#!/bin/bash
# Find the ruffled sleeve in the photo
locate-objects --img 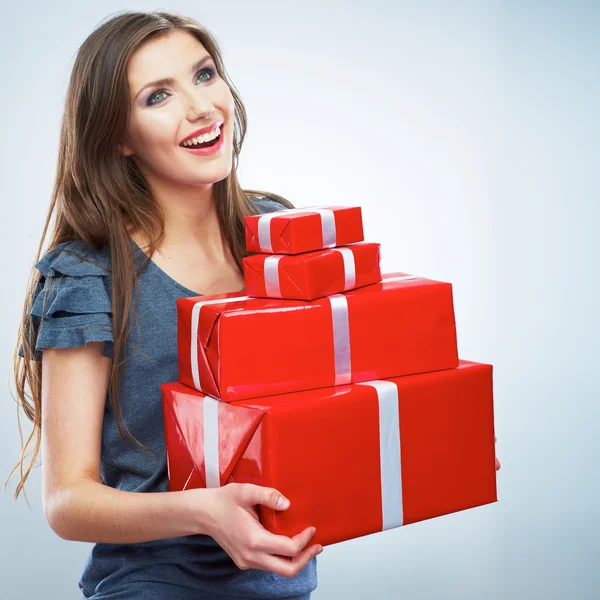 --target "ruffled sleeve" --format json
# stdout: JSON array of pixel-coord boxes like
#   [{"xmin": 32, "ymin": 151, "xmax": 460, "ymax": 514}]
[{"xmin": 18, "ymin": 240, "xmax": 114, "ymax": 362}]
